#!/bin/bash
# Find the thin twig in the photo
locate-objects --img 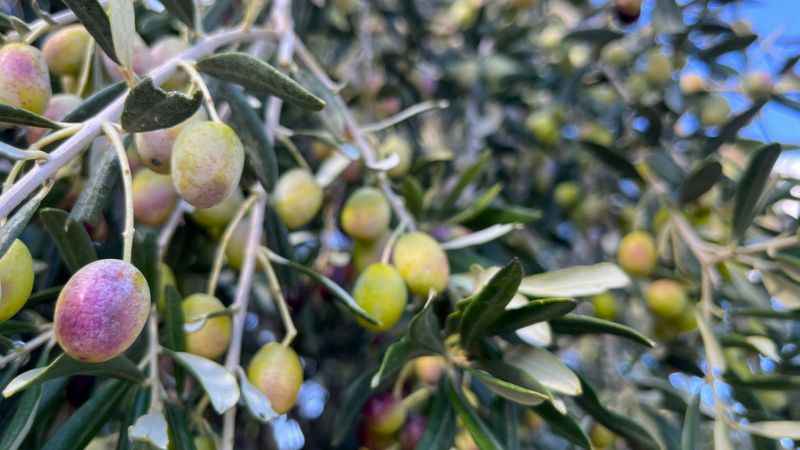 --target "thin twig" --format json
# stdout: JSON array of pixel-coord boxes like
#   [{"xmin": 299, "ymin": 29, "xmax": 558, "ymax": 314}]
[
  {"xmin": 101, "ymin": 122, "xmax": 134, "ymax": 263},
  {"xmin": 257, "ymin": 248, "xmax": 297, "ymax": 346},
  {"xmin": 0, "ymin": 329, "xmax": 53, "ymax": 369},
  {"xmin": 207, "ymin": 192, "xmax": 260, "ymax": 295},
  {"xmin": 221, "ymin": 188, "xmax": 267, "ymax": 450},
  {"xmin": 158, "ymin": 201, "xmax": 190, "ymax": 259},
  {"xmin": 361, "ymin": 100, "xmax": 450, "ymax": 133},
  {"xmin": 179, "ymin": 61, "xmax": 222, "ymax": 123},
  {"xmin": 147, "ymin": 308, "xmax": 163, "ymax": 412}
]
